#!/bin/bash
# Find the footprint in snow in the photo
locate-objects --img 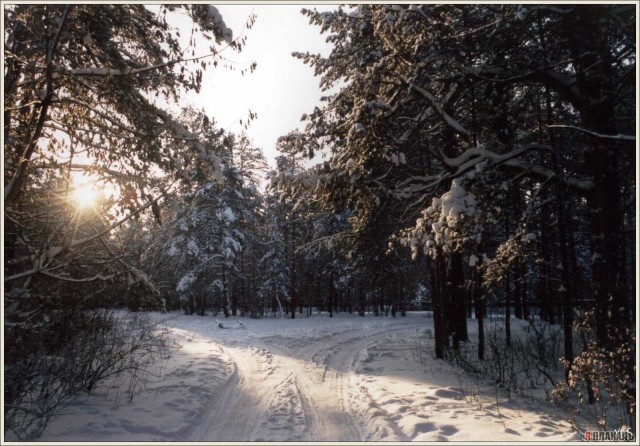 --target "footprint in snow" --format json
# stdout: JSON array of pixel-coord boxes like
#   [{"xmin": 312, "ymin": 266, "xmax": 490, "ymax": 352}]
[{"xmin": 439, "ymin": 425, "xmax": 459, "ymax": 436}]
